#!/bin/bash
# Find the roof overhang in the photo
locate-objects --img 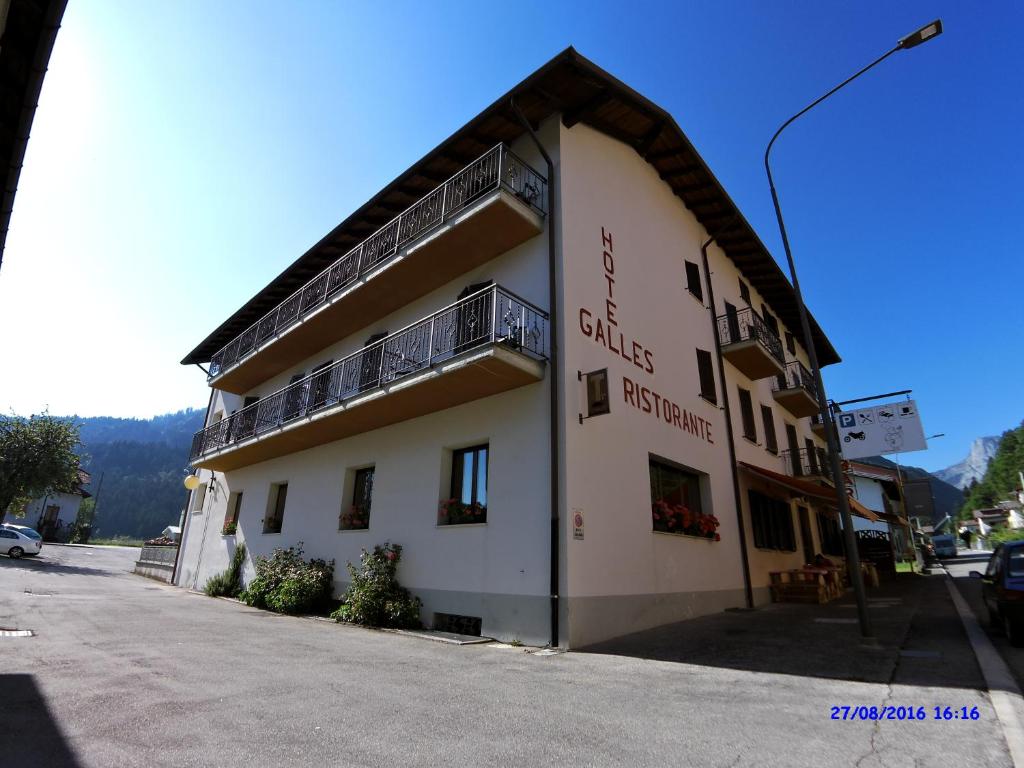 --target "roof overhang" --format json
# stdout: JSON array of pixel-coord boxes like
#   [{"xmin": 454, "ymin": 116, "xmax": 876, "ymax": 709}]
[
  {"xmin": 0, "ymin": 0, "xmax": 68, "ymax": 271},
  {"xmin": 739, "ymin": 462, "xmax": 878, "ymax": 522},
  {"xmin": 182, "ymin": 48, "xmax": 840, "ymax": 368}
]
